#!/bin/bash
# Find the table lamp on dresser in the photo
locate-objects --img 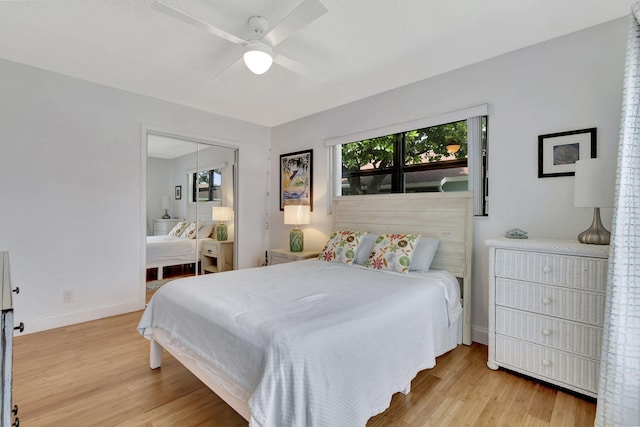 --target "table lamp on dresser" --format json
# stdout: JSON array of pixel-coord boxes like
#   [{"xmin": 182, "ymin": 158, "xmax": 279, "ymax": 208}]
[
  {"xmin": 574, "ymin": 157, "xmax": 616, "ymax": 244},
  {"xmin": 284, "ymin": 205, "xmax": 310, "ymax": 252},
  {"xmin": 161, "ymin": 196, "xmax": 171, "ymax": 219}
]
